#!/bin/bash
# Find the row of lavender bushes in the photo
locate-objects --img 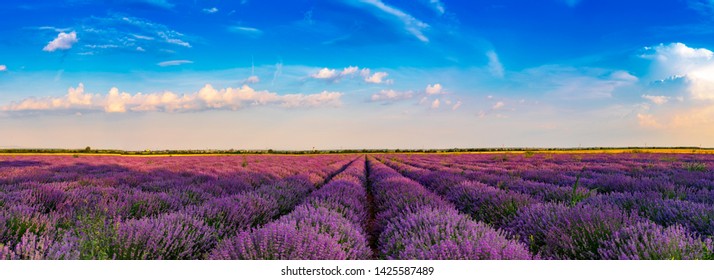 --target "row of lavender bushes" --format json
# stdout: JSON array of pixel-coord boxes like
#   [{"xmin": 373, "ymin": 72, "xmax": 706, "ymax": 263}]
[
  {"xmin": 367, "ymin": 157, "xmax": 534, "ymax": 259},
  {"xmin": 209, "ymin": 157, "xmax": 371, "ymax": 259},
  {"xmin": 378, "ymin": 154, "xmax": 714, "ymax": 259},
  {"xmin": 0, "ymin": 155, "xmax": 356, "ymax": 259}
]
